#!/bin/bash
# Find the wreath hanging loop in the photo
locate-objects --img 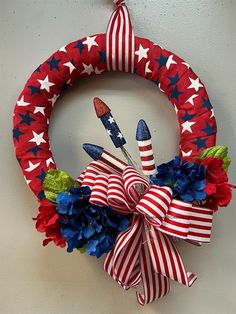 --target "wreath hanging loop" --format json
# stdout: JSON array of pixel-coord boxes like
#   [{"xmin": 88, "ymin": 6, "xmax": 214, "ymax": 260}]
[{"xmin": 113, "ymin": 0, "xmax": 125, "ymax": 6}]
